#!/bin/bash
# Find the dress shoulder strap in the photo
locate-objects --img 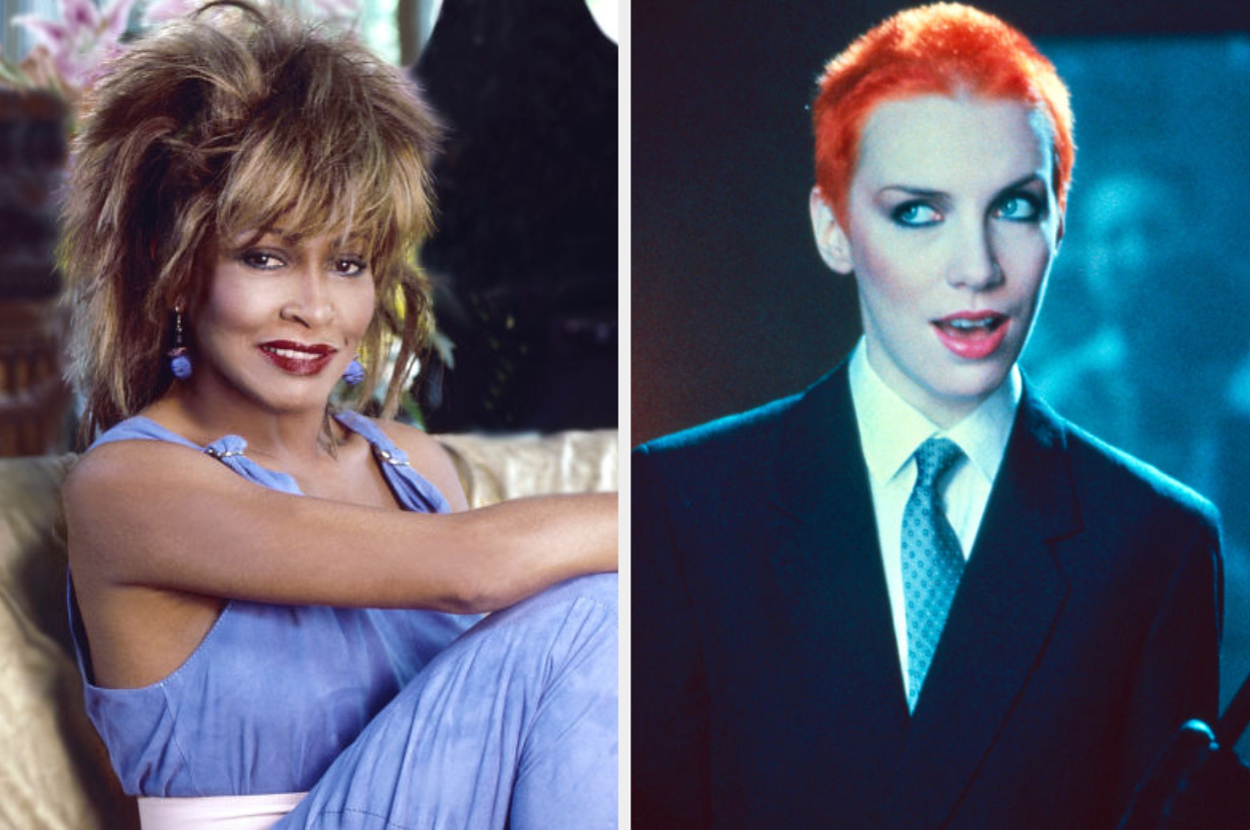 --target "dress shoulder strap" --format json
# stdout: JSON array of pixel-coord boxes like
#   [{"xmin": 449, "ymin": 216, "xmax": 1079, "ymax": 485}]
[
  {"xmin": 88, "ymin": 417, "xmax": 303, "ymax": 494},
  {"xmin": 333, "ymin": 411, "xmax": 453, "ymax": 514},
  {"xmin": 90, "ymin": 416, "xmax": 205, "ymax": 452},
  {"xmin": 87, "ymin": 414, "xmax": 448, "ymax": 509},
  {"xmin": 333, "ymin": 410, "xmax": 400, "ymax": 453}
]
